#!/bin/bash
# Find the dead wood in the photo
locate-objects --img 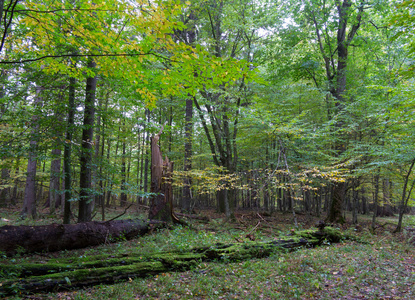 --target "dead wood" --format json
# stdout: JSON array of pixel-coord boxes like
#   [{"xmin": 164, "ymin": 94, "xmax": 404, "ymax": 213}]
[
  {"xmin": 0, "ymin": 219, "xmax": 166, "ymax": 256},
  {"xmin": 0, "ymin": 227, "xmax": 345, "ymax": 297}
]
